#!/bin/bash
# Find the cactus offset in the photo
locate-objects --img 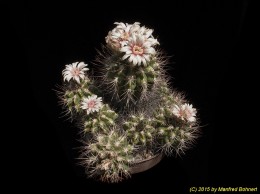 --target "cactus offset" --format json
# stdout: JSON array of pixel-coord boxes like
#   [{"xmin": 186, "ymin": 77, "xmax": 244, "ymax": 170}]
[
  {"xmin": 80, "ymin": 130, "xmax": 134, "ymax": 183},
  {"xmin": 123, "ymin": 113, "xmax": 155, "ymax": 146}
]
